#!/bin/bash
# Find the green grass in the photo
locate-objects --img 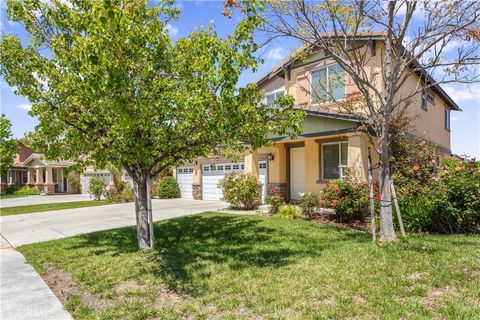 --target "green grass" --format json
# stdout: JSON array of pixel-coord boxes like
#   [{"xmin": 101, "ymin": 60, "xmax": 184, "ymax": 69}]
[
  {"xmin": 0, "ymin": 200, "xmax": 110, "ymax": 216},
  {"xmin": 0, "ymin": 194, "xmax": 35, "ymax": 199},
  {"xmin": 19, "ymin": 213, "xmax": 480, "ymax": 320}
]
